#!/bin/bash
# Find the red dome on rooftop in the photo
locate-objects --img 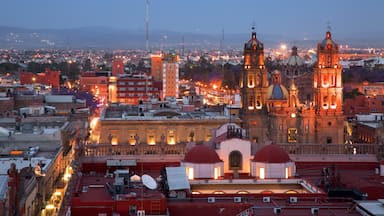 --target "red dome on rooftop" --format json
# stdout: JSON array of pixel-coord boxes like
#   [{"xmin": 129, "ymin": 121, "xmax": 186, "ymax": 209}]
[
  {"xmin": 184, "ymin": 145, "xmax": 222, "ymax": 164},
  {"xmin": 253, "ymin": 144, "xmax": 291, "ymax": 163}
]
